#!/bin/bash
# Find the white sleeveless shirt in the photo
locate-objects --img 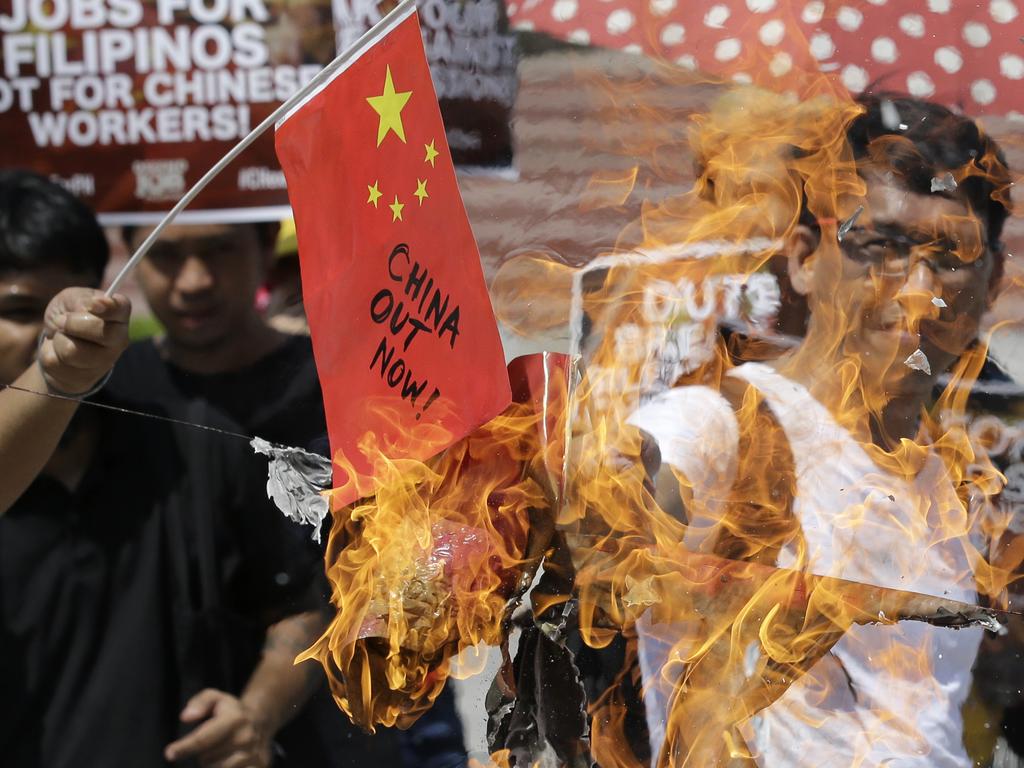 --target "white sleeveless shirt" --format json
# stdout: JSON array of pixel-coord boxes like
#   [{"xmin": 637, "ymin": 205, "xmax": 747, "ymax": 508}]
[{"xmin": 628, "ymin": 363, "xmax": 982, "ymax": 767}]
